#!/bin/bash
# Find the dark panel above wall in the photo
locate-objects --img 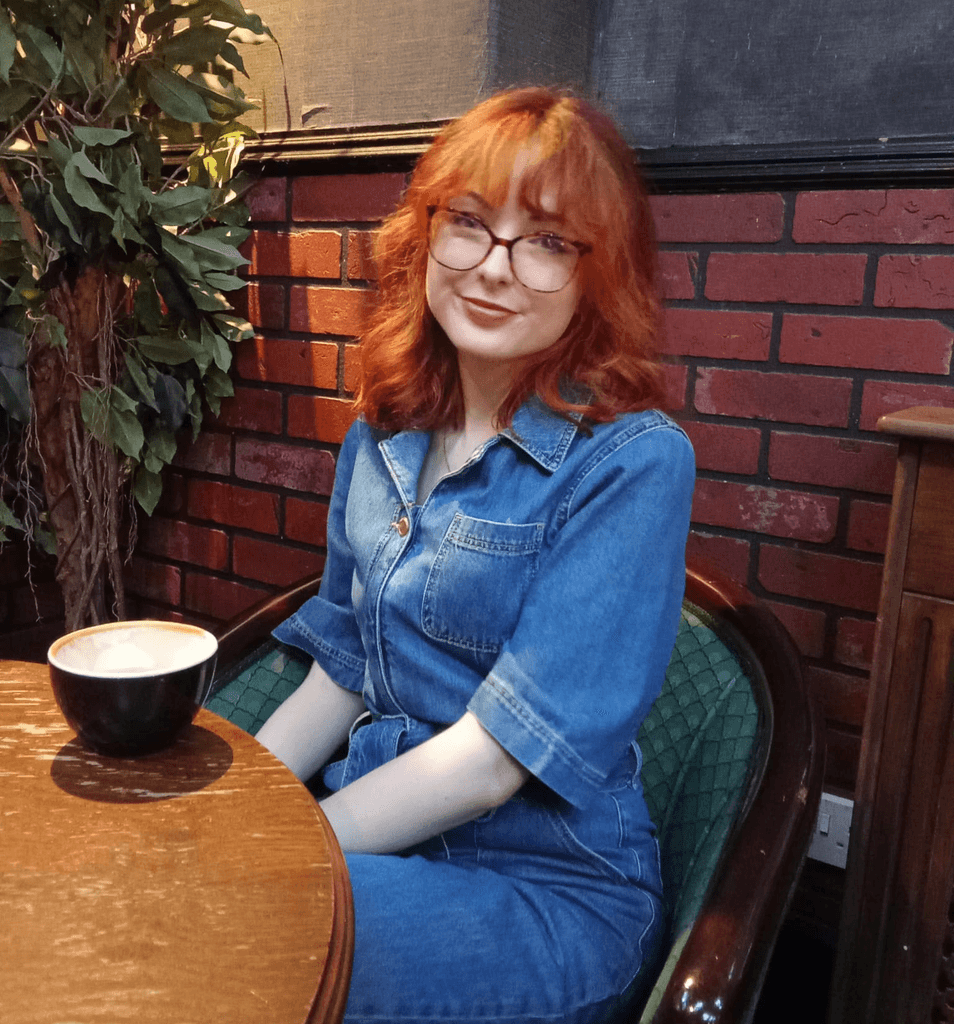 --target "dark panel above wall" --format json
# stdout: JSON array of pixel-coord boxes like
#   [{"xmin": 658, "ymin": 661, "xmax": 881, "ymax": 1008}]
[{"xmin": 237, "ymin": 0, "xmax": 954, "ymax": 190}]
